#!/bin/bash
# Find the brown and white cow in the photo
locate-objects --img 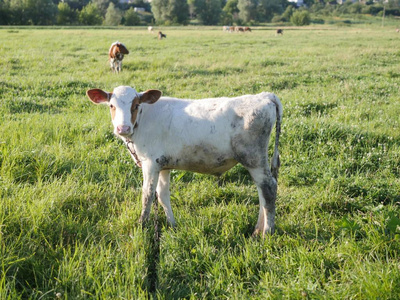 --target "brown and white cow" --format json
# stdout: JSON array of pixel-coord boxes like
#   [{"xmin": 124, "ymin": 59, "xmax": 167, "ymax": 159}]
[
  {"xmin": 244, "ymin": 27, "xmax": 252, "ymax": 32},
  {"xmin": 223, "ymin": 26, "xmax": 234, "ymax": 32},
  {"xmin": 235, "ymin": 26, "xmax": 244, "ymax": 32},
  {"xmin": 158, "ymin": 31, "xmax": 167, "ymax": 40},
  {"xmin": 86, "ymin": 86, "xmax": 283, "ymax": 236},
  {"xmin": 108, "ymin": 42, "xmax": 129, "ymax": 73}
]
